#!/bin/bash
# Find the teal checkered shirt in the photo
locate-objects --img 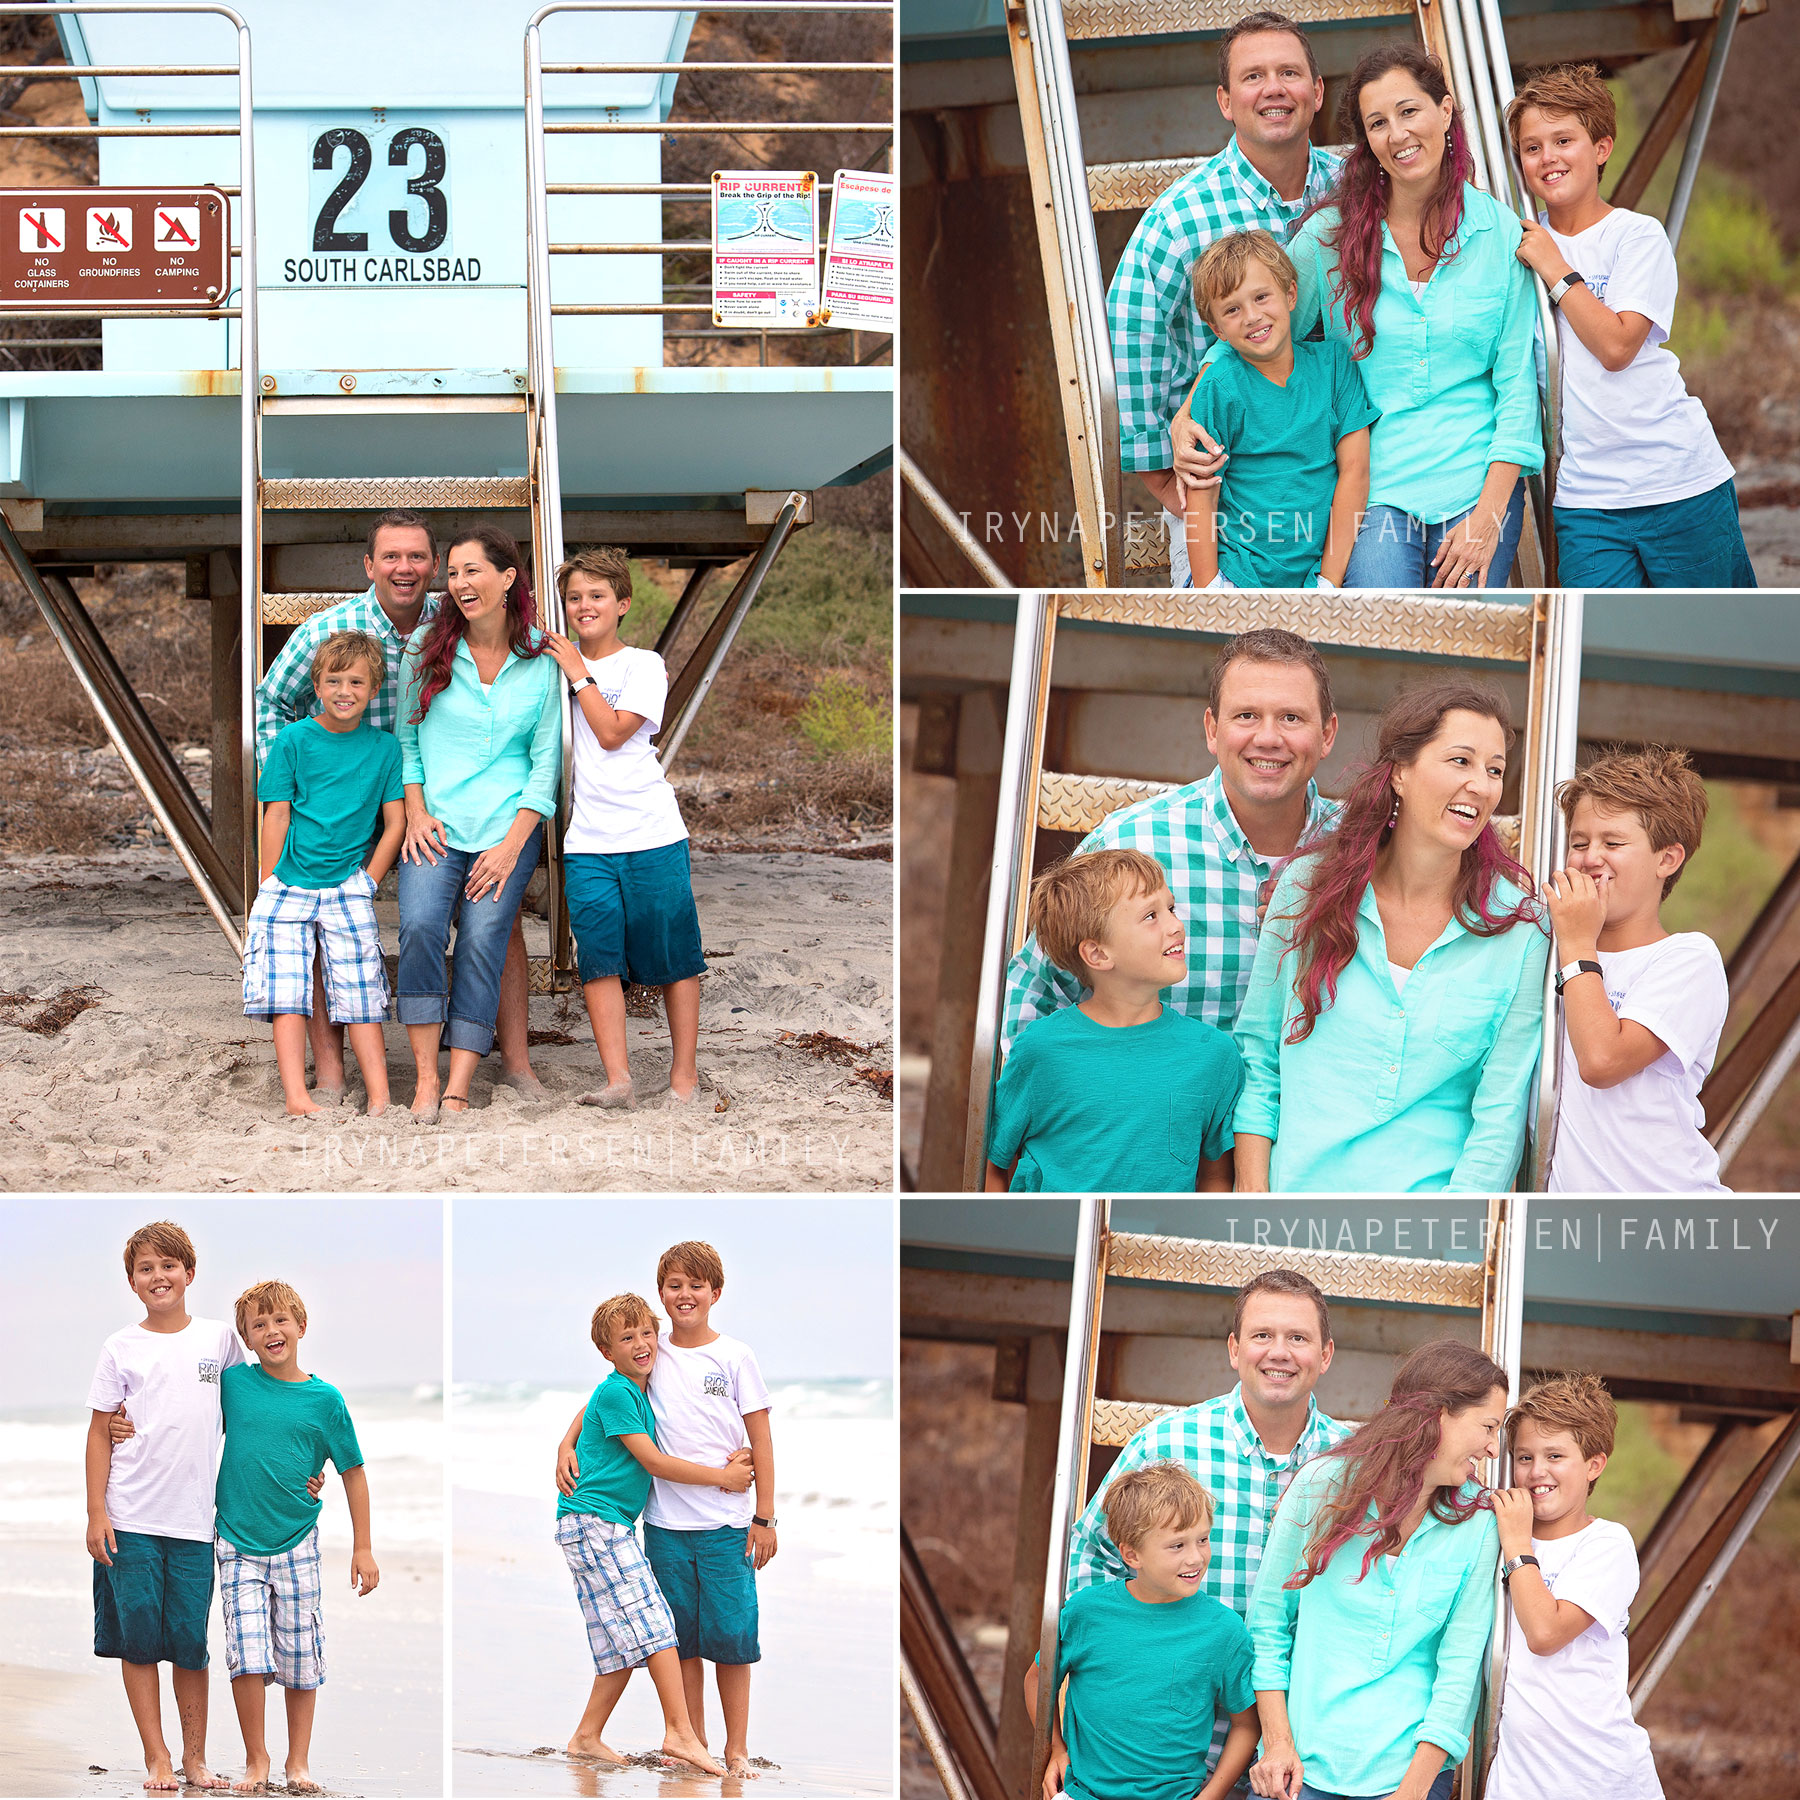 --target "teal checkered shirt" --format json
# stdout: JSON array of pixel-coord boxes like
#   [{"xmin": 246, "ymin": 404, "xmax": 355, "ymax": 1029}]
[
  {"xmin": 1000, "ymin": 768, "xmax": 1339, "ymax": 1057},
  {"xmin": 1107, "ymin": 138, "xmax": 1341, "ymax": 473}
]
